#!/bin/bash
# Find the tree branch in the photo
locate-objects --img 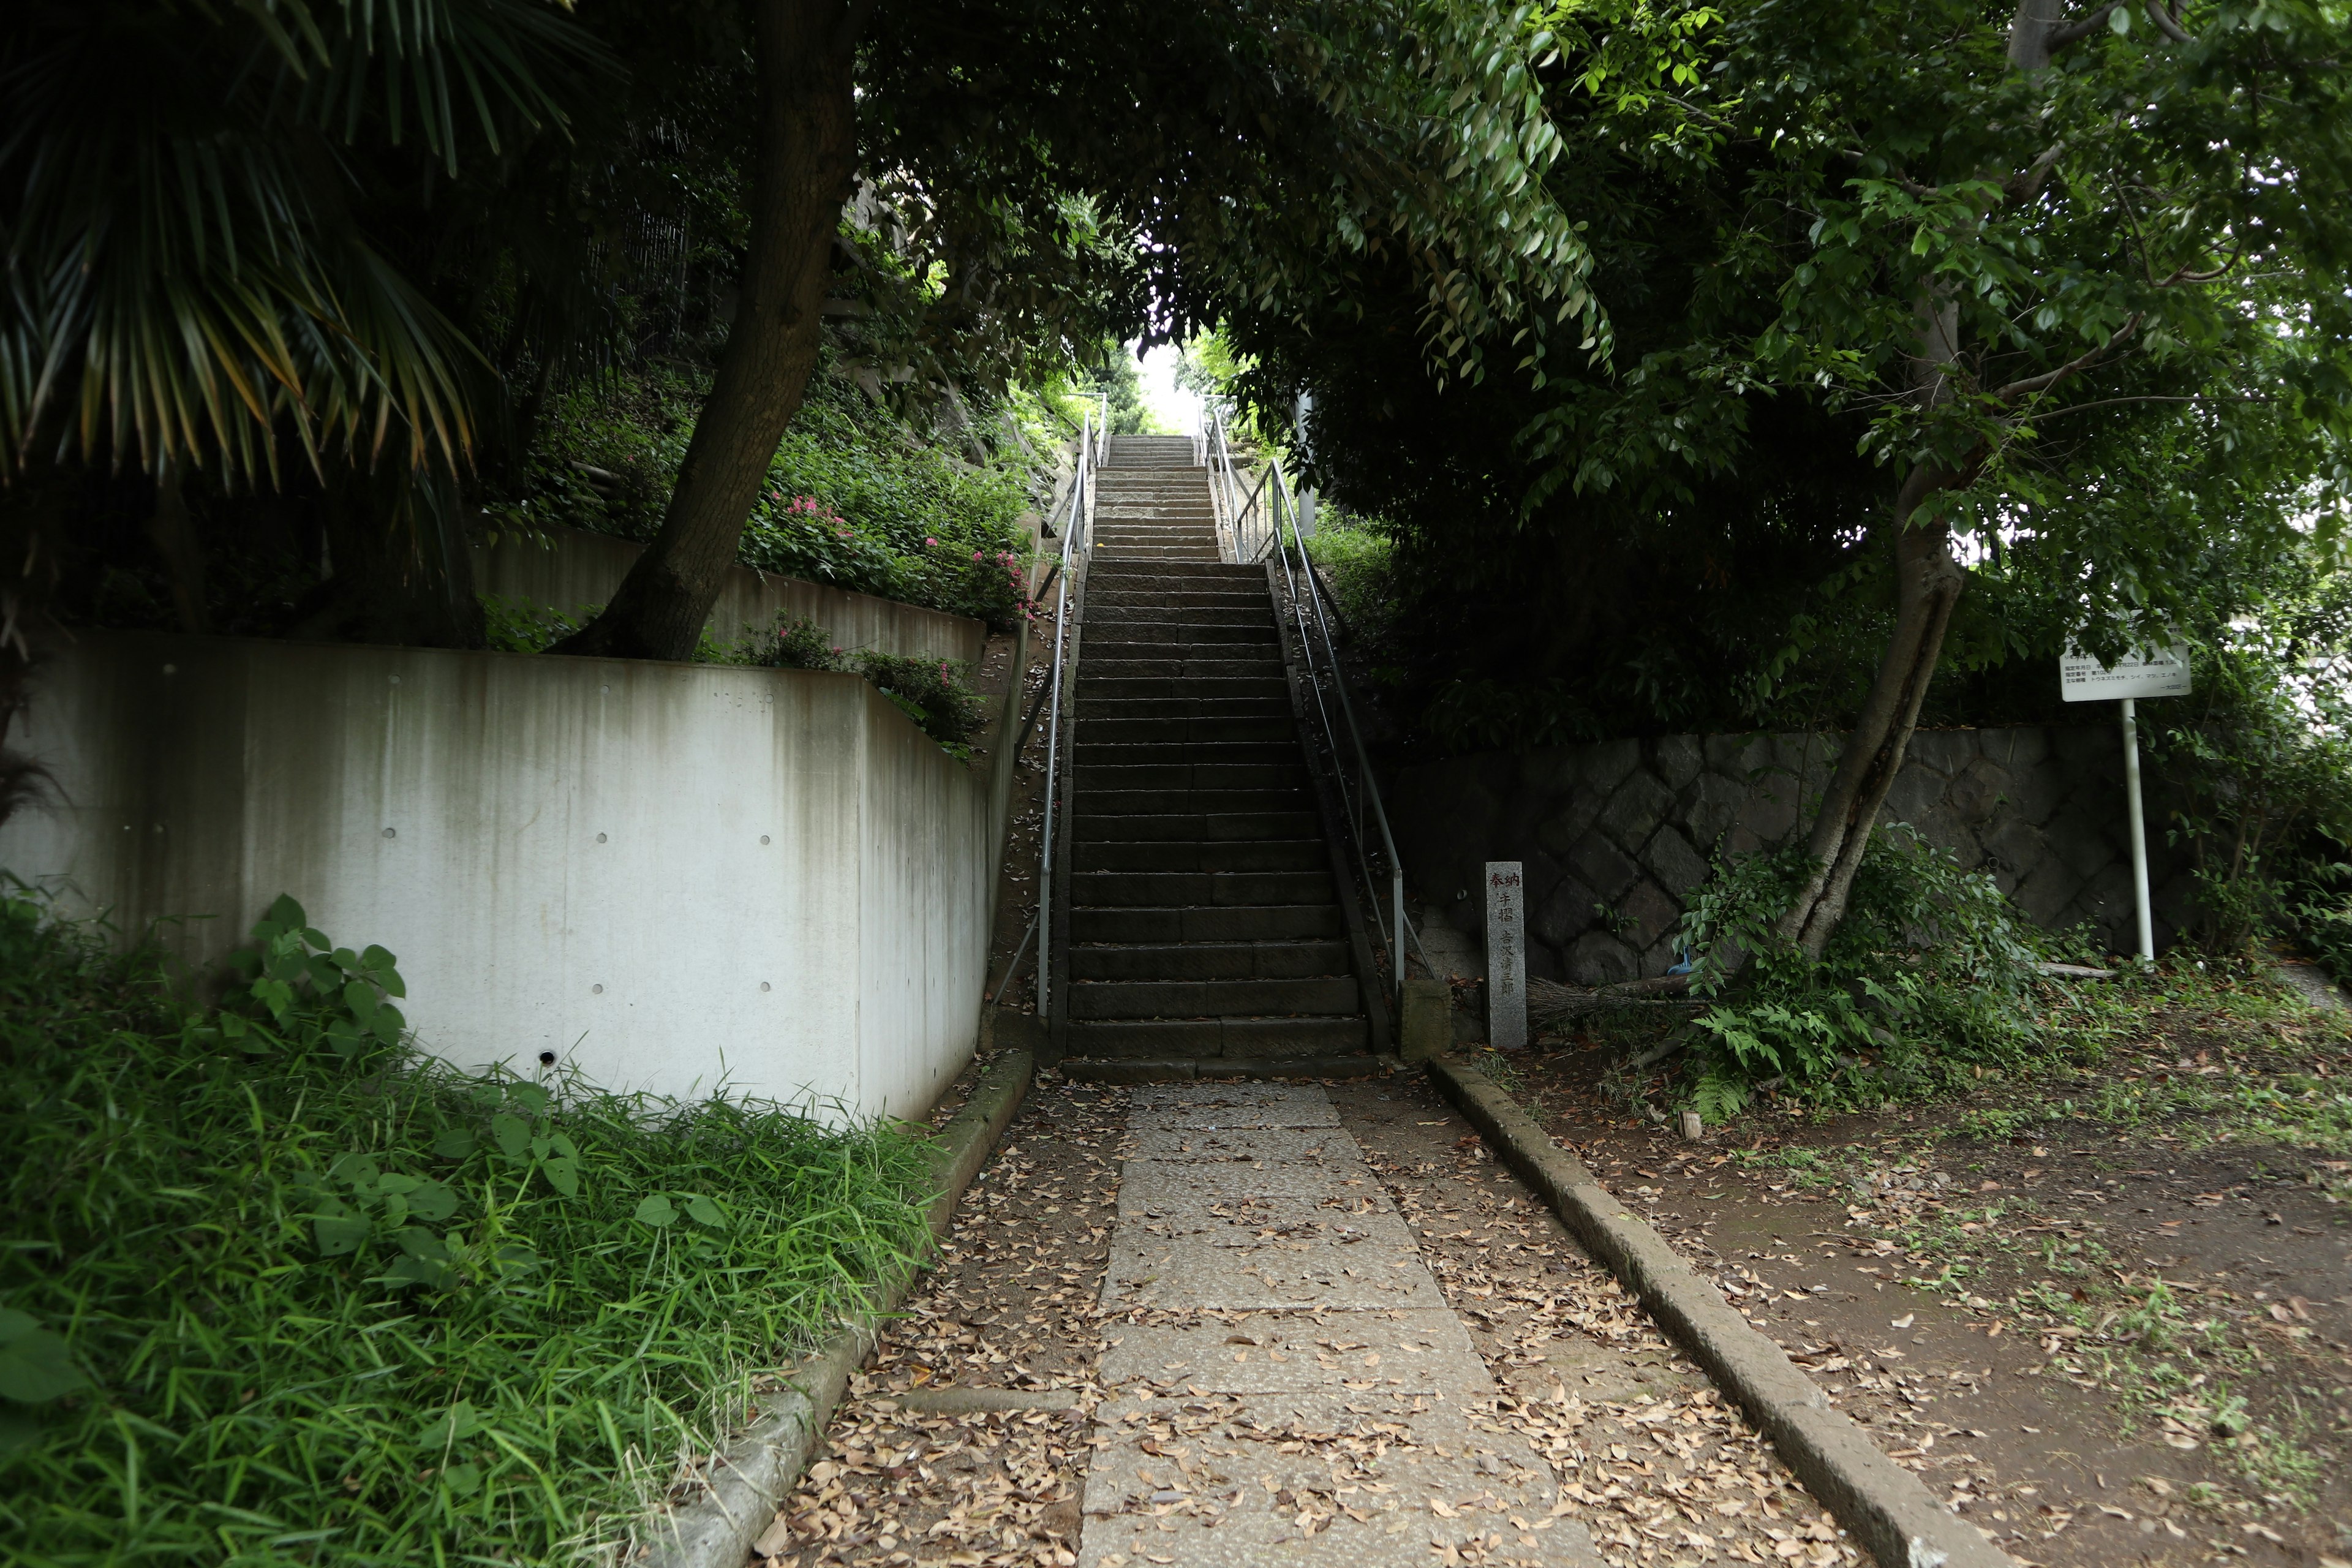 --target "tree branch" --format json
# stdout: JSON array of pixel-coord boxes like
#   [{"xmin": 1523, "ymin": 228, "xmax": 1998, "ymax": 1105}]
[
  {"xmin": 2003, "ymin": 140, "xmax": 2066, "ymax": 202},
  {"xmin": 2048, "ymin": 3, "xmax": 2120, "ymax": 48},
  {"xmin": 2026, "ymin": 392, "xmax": 2269, "ymax": 420},
  {"xmin": 1994, "ymin": 312, "xmax": 2142, "ymax": 402},
  {"xmin": 2143, "ymin": 0, "xmax": 2195, "ymax": 43}
]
